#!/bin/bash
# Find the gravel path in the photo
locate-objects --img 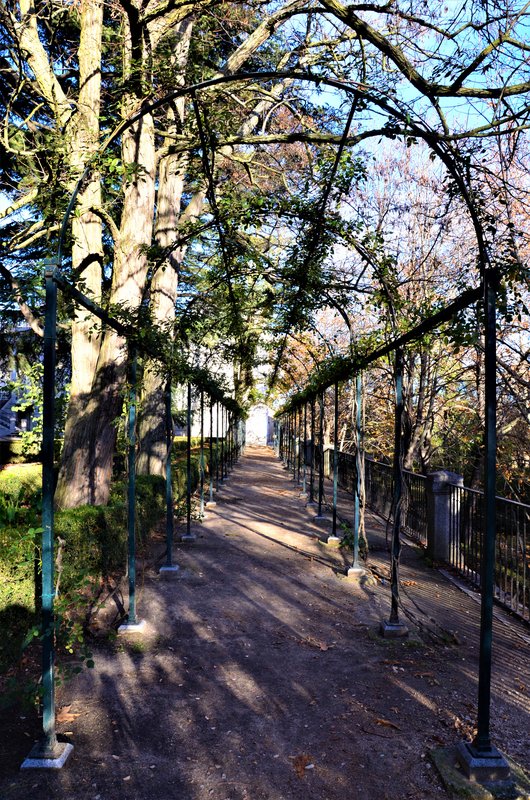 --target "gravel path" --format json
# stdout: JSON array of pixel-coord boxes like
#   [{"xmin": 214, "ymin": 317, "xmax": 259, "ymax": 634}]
[{"xmin": 2, "ymin": 445, "xmax": 529, "ymax": 800}]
